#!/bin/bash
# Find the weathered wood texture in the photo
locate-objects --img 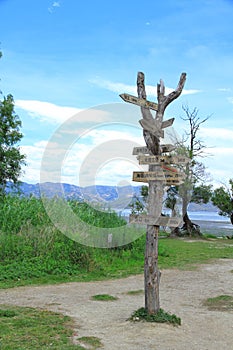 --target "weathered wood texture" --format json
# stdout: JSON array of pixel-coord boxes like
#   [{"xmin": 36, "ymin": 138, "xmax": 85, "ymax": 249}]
[{"xmin": 137, "ymin": 71, "xmax": 186, "ymax": 314}]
